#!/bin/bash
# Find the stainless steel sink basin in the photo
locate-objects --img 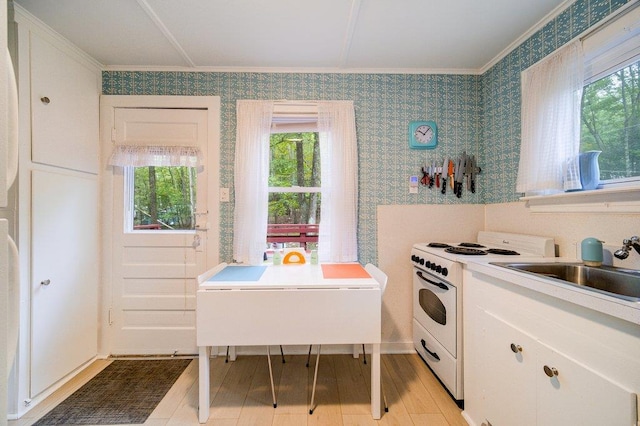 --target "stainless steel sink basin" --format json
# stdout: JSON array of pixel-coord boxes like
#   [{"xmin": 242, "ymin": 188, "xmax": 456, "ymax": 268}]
[{"xmin": 490, "ymin": 262, "xmax": 640, "ymax": 302}]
